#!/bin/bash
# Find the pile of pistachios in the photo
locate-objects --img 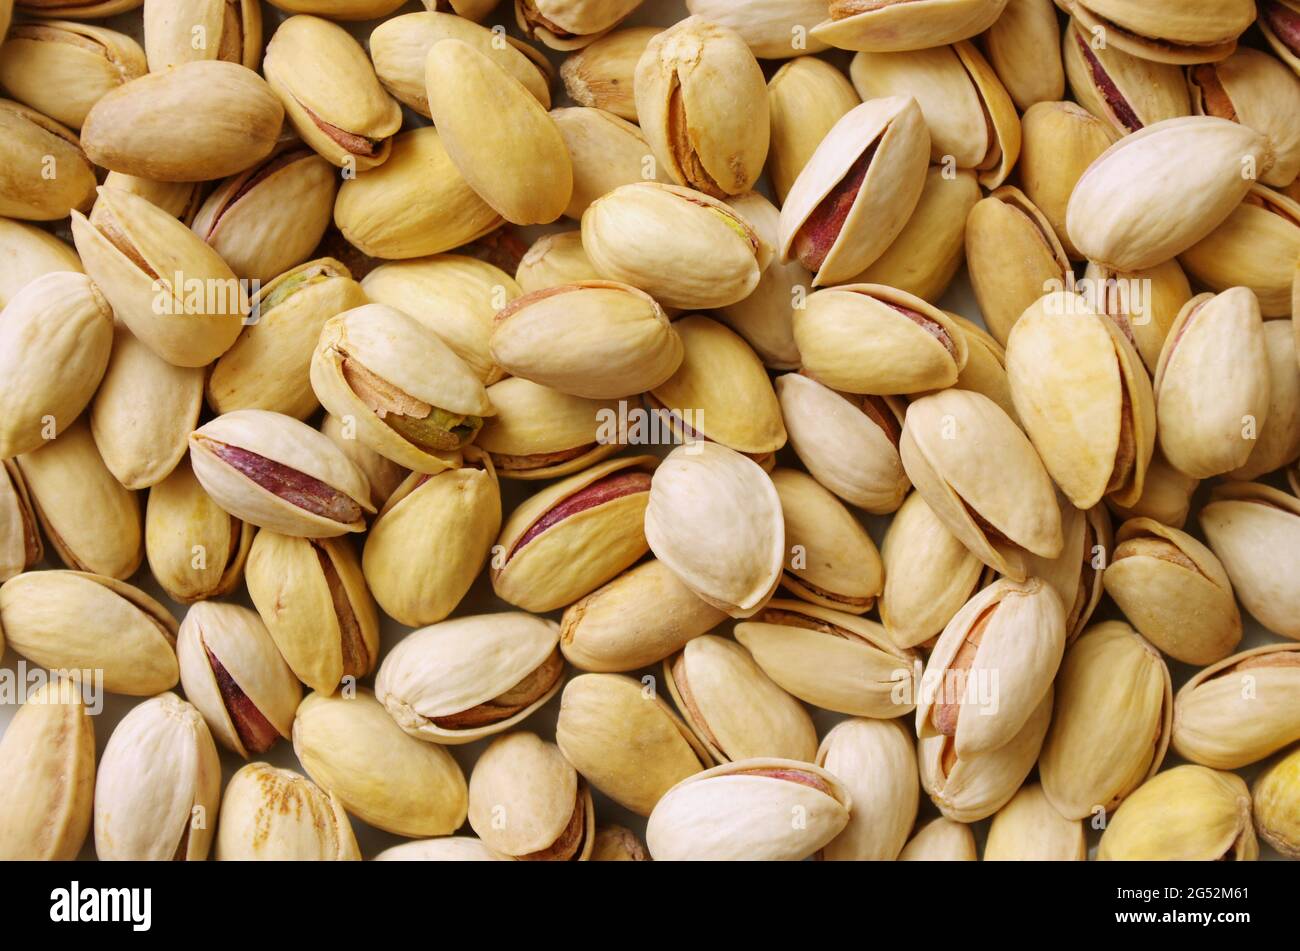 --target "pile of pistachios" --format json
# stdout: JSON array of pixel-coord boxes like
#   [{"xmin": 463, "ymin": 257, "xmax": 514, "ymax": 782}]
[{"xmin": 1, "ymin": 0, "xmax": 1299, "ymax": 864}]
